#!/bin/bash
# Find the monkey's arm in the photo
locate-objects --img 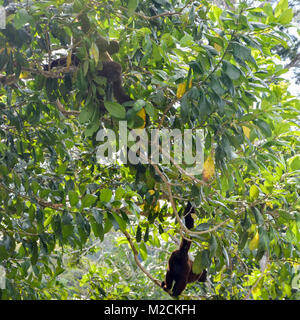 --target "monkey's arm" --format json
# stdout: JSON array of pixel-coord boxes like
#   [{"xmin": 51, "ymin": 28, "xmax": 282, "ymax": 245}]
[{"xmin": 171, "ymin": 276, "xmax": 189, "ymax": 297}]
